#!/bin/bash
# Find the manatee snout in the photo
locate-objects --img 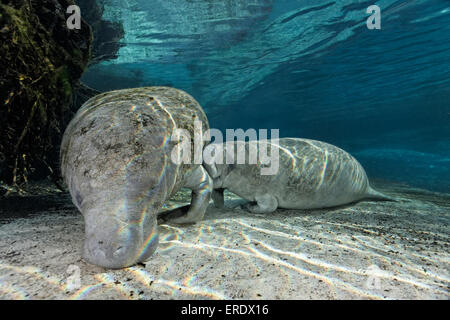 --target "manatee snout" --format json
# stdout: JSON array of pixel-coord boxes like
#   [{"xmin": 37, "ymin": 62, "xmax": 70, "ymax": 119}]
[{"xmin": 82, "ymin": 204, "xmax": 159, "ymax": 269}]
